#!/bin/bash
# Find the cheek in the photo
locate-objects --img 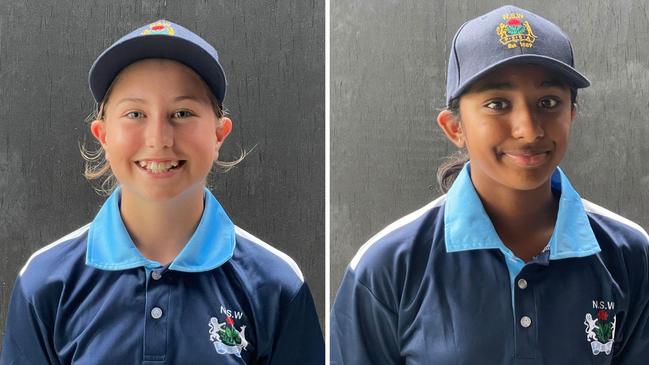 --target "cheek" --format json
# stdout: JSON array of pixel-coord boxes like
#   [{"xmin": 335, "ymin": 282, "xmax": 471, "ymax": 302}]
[
  {"xmin": 103, "ymin": 125, "xmax": 140, "ymax": 161},
  {"xmin": 546, "ymin": 114, "xmax": 572, "ymax": 140},
  {"xmin": 463, "ymin": 120, "xmax": 508, "ymax": 153},
  {"xmin": 180, "ymin": 127, "xmax": 218, "ymax": 158}
]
